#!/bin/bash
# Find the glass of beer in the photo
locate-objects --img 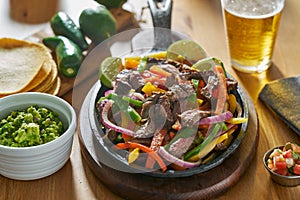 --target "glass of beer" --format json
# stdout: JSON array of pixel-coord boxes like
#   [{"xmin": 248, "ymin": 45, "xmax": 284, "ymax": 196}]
[{"xmin": 221, "ymin": 0, "xmax": 285, "ymax": 73}]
